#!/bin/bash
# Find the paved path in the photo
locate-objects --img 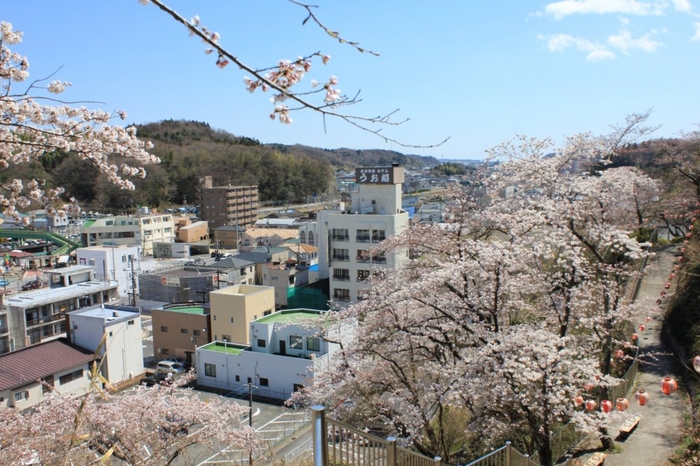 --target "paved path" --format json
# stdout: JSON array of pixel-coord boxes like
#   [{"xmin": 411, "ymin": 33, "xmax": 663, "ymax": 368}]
[{"xmin": 580, "ymin": 247, "xmax": 685, "ymax": 466}]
